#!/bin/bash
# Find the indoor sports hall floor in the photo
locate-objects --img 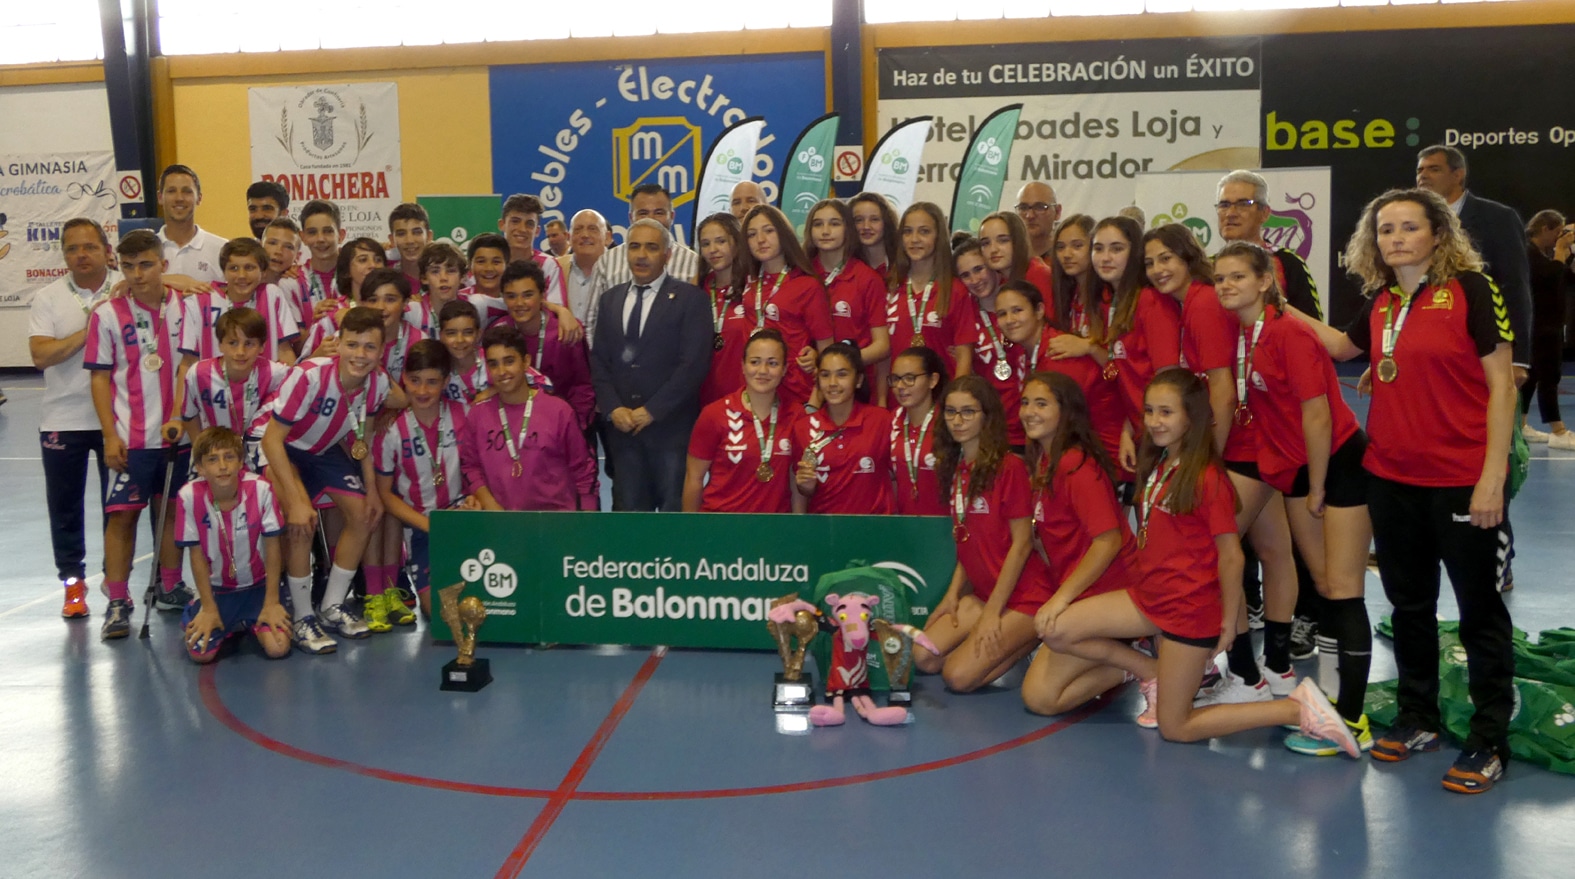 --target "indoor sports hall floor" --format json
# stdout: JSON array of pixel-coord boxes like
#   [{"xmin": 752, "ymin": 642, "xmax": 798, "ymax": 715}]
[{"xmin": 1, "ymin": 369, "xmax": 1572, "ymax": 879}]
